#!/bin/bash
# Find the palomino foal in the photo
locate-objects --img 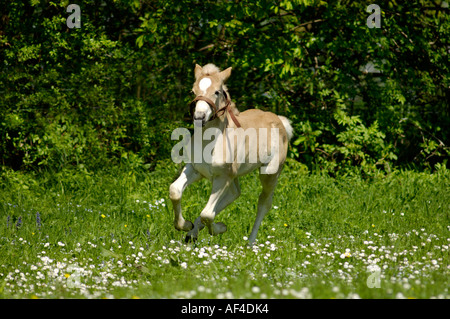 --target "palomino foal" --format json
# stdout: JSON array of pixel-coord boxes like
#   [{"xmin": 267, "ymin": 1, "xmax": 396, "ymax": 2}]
[{"xmin": 170, "ymin": 63, "xmax": 293, "ymax": 244}]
